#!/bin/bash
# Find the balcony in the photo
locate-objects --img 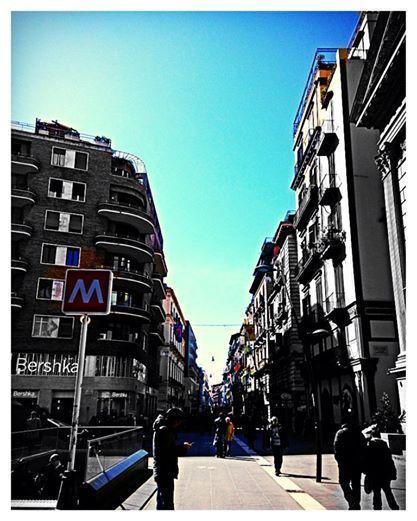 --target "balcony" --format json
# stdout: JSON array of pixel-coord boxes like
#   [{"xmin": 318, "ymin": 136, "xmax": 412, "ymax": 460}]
[
  {"xmin": 319, "ymin": 227, "xmax": 346, "ymax": 262},
  {"xmin": 11, "ymin": 154, "xmax": 39, "ymax": 175},
  {"xmin": 153, "ymin": 250, "xmax": 168, "ymax": 277},
  {"xmin": 110, "ymin": 303, "xmax": 151, "ymax": 323},
  {"xmin": 100, "ymin": 265, "xmax": 152, "ymax": 293},
  {"xmin": 317, "ymin": 120, "xmax": 339, "ymax": 156},
  {"xmin": 11, "ymin": 258, "xmax": 28, "ymax": 273},
  {"xmin": 11, "ymin": 292, "xmax": 24, "ymax": 310},
  {"xmin": 293, "ymin": 184, "xmax": 319, "ymax": 230},
  {"xmin": 319, "ymin": 174, "xmax": 342, "ymax": 206},
  {"xmin": 149, "ymin": 325, "xmax": 165, "ymax": 345},
  {"xmin": 152, "ymin": 276, "xmax": 166, "ymax": 299},
  {"xmin": 325, "ymin": 293, "xmax": 349, "ymax": 325},
  {"xmin": 11, "ymin": 222, "xmax": 32, "ymax": 241},
  {"xmin": 97, "ymin": 201, "xmax": 154, "ymax": 234},
  {"xmin": 95, "ymin": 232, "xmax": 154, "ymax": 263},
  {"xmin": 96, "ymin": 335, "xmax": 148, "ymax": 360},
  {"xmin": 110, "ymin": 169, "xmax": 148, "ymax": 196},
  {"xmin": 151, "ymin": 303, "xmax": 166, "ymax": 323},
  {"xmin": 293, "ymin": 126, "xmax": 321, "ymax": 186},
  {"xmin": 11, "ymin": 187, "xmax": 37, "ymax": 207},
  {"xmin": 295, "ymin": 244, "xmax": 322, "ymax": 284}
]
